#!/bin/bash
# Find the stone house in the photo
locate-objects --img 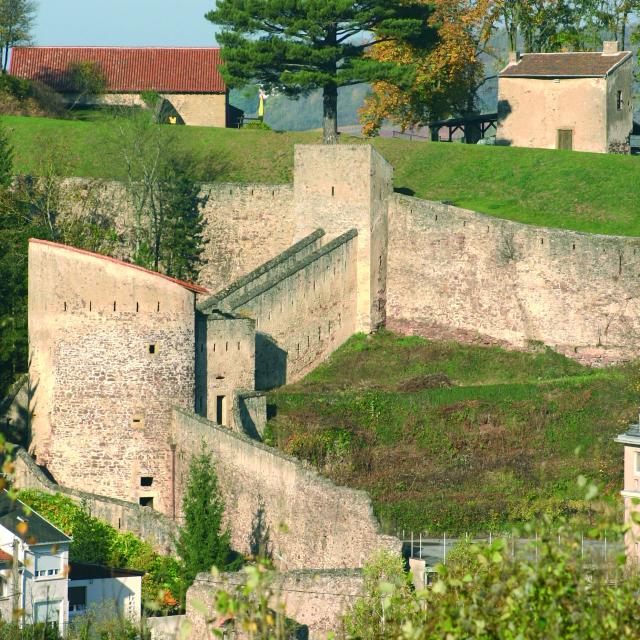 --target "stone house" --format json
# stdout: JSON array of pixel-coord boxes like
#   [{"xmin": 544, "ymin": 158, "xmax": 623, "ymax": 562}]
[
  {"xmin": 9, "ymin": 46, "xmax": 238, "ymax": 127},
  {"xmin": 496, "ymin": 41, "xmax": 633, "ymax": 153}
]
